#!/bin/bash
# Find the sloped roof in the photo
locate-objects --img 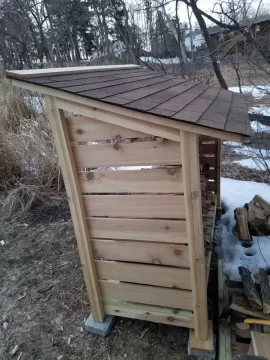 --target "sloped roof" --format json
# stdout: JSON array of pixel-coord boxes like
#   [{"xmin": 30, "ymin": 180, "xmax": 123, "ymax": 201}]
[{"xmin": 7, "ymin": 66, "xmax": 250, "ymax": 137}]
